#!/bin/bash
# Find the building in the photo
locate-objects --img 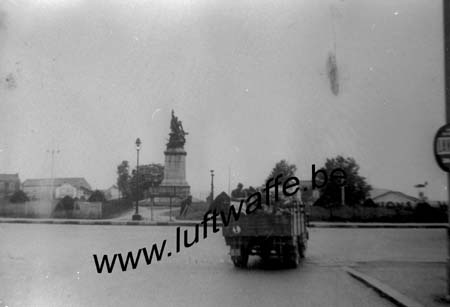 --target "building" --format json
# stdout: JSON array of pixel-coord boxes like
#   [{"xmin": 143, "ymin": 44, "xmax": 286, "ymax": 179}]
[
  {"xmin": 0, "ymin": 174, "xmax": 20, "ymax": 199},
  {"xmin": 369, "ymin": 188, "xmax": 419, "ymax": 208},
  {"xmin": 104, "ymin": 185, "xmax": 120, "ymax": 200},
  {"xmin": 22, "ymin": 178, "xmax": 92, "ymax": 200}
]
